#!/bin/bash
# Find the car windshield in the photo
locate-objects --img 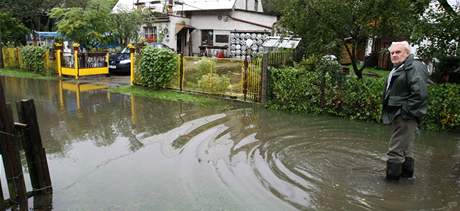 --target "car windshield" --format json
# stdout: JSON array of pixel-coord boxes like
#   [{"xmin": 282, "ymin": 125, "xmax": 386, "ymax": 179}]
[{"xmin": 121, "ymin": 48, "xmax": 129, "ymax": 54}]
